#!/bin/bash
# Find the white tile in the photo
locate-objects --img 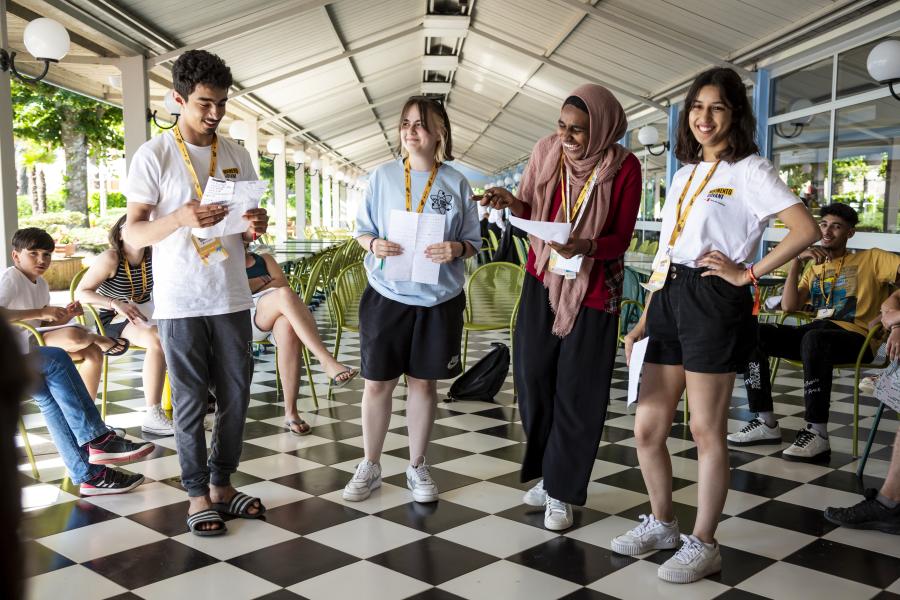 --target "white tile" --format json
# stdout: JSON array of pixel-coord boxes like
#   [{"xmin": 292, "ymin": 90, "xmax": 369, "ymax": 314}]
[
  {"xmin": 433, "ymin": 432, "xmax": 517, "ymax": 453},
  {"xmin": 346, "ymin": 413, "xmax": 406, "ymax": 429},
  {"xmin": 38, "ymin": 518, "xmax": 164, "ymax": 562},
  {"xmin": 236, "ymin": 480, "xmax": 312, "ymax": 509},
  {"xmin": 715, "ymin": 517, "xmax": 817, "ymax": 560},
  {"xmin": 82, "ymin": 481, "xmax": 187, "ymax": 515},
  {"xmin": 583, "ymin": 482, "xmax": 648, "ymax": 514},
  {"xmin": 243, "ymin": 432, "xmax": 332, "ymax": 452},
  {"xmin": 237, "ymin": 453, "xmax": 324, "ymax": 479},
  {"xmin": 25, "ymin": 565, "xmax": 125, "ymax": 600},
  {"xmin": 841, "ymin": 457, "xmax": 891, "ymax": 479},
  {"xmin": 341, "ymin": 431, "xmax": 408, "ymax": 452},
  {"xmin": 604, "ymin": 414, "xmax": 636, "ymax": 430},
  {"xmin": 588, "ymin": 560, "xmax": 728, "ymax": 599},
  {"xmin": 434, "ymin": 413, "xmax": 510, "ymax": 431},
  {"xmin": 20, "ymin": 484, "xmax": 78, "ymax": 511},
  {"xmin": 288, "ymin": 560, "xmax": 430, "ymax": 600},
  {"xmin": 436, "ymin": 400, "xmax": 499, "ymax": 413},
  {"xmin": 589, "ymin": 459, "xmax": 631, "ymax": 480},
  {"xmin": 104, "ymin": 410, "xmax": 149, "ymax": 429},
  {"xmin": 565, "ymin": 515, "xmax": 643, "ymax": 550},
  {"xmin": 331, "ymin": 453, "xmax": 411, "ymax": 476},
  {"xmin": 823, "ymin": 524, "xmax": 900, "ymax": 559},
  {"xmin": 887, "ymin": 575, "xmax": 900, "ymax": 594},
  {"xmin": 306, "ymin": 515, "xmax": 428, "ymax": 558},
  {"xmin": 736, "ymin": 561, "xmax": 879, "ymax": 600},
  {"xmin": 776, "ymin": 484, "xmax": 864, "ymax": 513},
  {"xmin": 439, "ymin": 481, "xmax": 530, "ymax": 514},
  {"xmin": 439, "ymin": 560, "xmax": 579, "ymax": 600},
  {"xmin": 19, "ymin": 456, "xmax": 68, "ymax": 481},
  {"xmin": 134, "ymin": 561, "xmax": 281, "ymax": 600},
  {"xmin": 319, "ymin": 482, "xmax": 413, "ymax": 514},
  {"xmin": 438, "ymin": 515, "xmax": 558, "ymax": 557},
  {"xmin": 122, "ymin": 454, "xmax": 184, "ymax": 480},
  {"xmin": 672, "ymin": 484, "xmax": 769, "ymax": 516},
  {"xmin": 434, "ymin": 454, "xmax": 520, "ymax": 479},
  {"xmin": 736, "ymin": 455, "xmax": 832, "ymax": 483},
  {"xmin": 173, "ymin": 518, "xmax": 297, "ymax": 560}
]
